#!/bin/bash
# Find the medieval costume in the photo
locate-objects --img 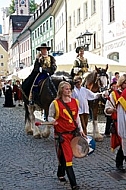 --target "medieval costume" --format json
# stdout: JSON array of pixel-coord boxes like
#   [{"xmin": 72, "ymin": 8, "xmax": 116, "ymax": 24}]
[
  {"xmin": 22, "ymin": 43, "xmax": 57, "ymax": 105},
  {"xmin": 13, "ymin": 80, "xmax": 23, "ymax": 106},
  {"xmin": 71, "ymin": 46, "xmax": 89, "ymax": 78},
  {"xmin": 48, "ymin": 81, "xmax": 85, "ymax": 190},
  {"xmin": 72, "ymin": 76, "xmax": 101, "ymax": 134},
  {"xmin": 104, "ymin": 74, "xmax": 126, "ymax": 172},
  {"xmin": 3, "ymin": 80, "xmax": 15, "ymax": 107},
  {"xmin": 117, "ymin": 88, "xmax": 126, "ymax": 159}
]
